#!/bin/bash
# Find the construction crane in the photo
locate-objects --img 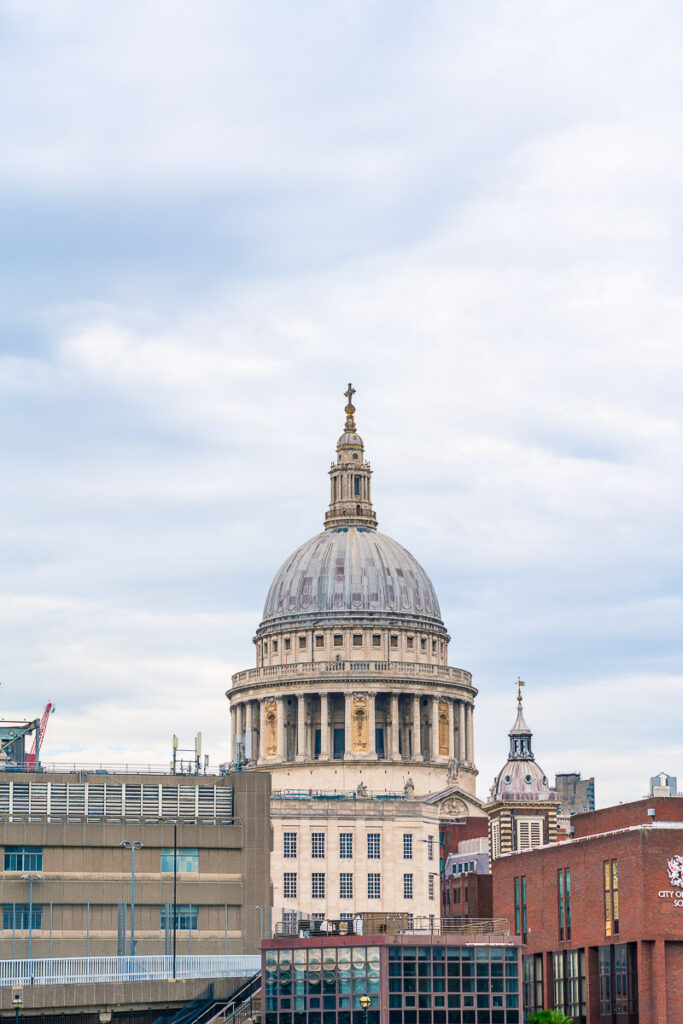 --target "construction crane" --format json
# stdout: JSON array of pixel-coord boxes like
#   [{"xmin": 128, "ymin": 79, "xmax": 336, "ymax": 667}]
[{"xmin": 25, "ymin": 701, "xmax": 55, "ymax": 771}]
